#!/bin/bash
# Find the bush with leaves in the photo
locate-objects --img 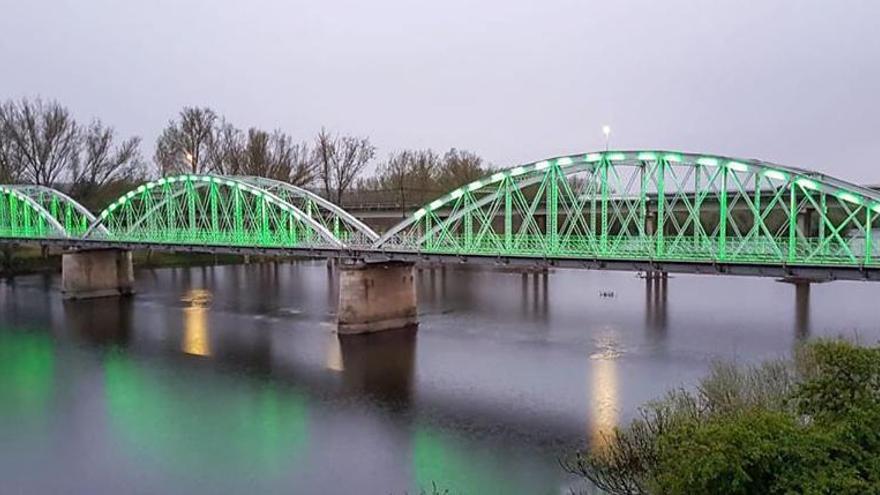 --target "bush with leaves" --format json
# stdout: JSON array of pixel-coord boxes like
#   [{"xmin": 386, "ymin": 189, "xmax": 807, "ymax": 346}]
[{"xmin": 564, "ymin": 340, "xmax": 880, "ymax": 495}]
